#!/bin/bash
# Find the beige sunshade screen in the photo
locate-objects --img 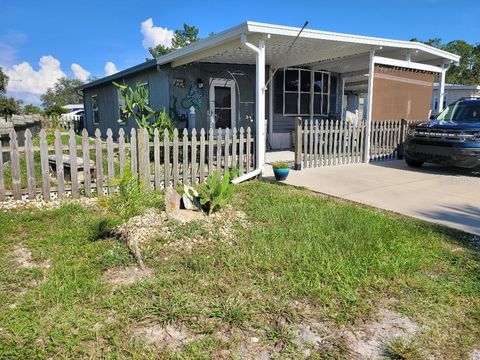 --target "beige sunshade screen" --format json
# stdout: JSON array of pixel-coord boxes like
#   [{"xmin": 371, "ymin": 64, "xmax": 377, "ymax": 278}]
[{"xmin": 372, "ymin": 66, "xmax": 435, "ymax": 121}]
